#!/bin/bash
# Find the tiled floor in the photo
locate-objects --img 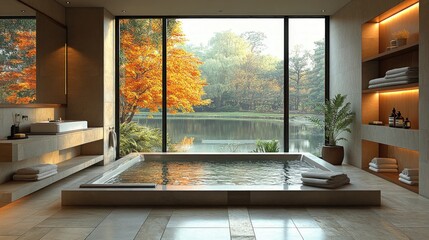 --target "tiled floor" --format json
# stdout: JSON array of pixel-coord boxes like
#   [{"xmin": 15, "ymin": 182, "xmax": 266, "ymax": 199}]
[{"xmin": 1, "ymin": 163, "xmax": 429, "ymax": 240}]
